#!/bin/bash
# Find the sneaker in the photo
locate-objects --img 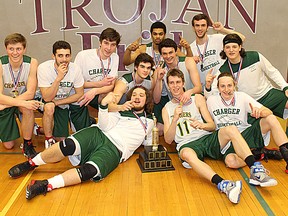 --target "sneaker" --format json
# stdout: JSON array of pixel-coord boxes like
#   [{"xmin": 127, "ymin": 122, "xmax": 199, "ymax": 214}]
[
  {"xmin": 45, "ymin": 138, "xmax": 56, "ymax": 149},
  {"xmin": 263, "ymin": 148, "xmax": 283, "ymax": 160},
  {"xmin": 249, "ymin": 162, "xmax": 277, "ymax": 187},
  {"xmin": 8, "ymin": 159, "xmax": 37, "ymax": 178},
  {"xmin": 218, "ymin": 180, "xmax": 242, "ymax": 204},
  {"xmin": 179, "ymin": 156, "xmax": 192, "ymax": 169},
  {"xmin": 33, "ymin": 123, "xmax": 43, "ymax": 136},
  {"xmin": 26, "ymin": 180, "xmax": 51, "ymax": 200},
  {"xmin": 21, "ymin": 141, "xmax": 37, "ymax": 158}
]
